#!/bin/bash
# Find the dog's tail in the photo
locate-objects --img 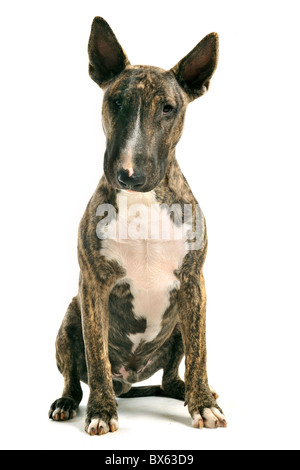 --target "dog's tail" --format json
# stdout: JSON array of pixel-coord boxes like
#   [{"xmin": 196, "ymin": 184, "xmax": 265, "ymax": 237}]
[{"xmin": 119, "ymin": 385, "xmax": 183, "ymax": 400}]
